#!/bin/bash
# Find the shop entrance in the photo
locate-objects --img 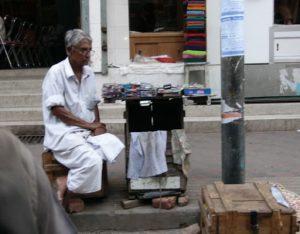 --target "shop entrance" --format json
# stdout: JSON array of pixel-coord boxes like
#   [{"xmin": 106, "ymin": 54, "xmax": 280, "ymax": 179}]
[{"xmin": 0, "ymin": 0, "xmax": 80, "ymax": 69}]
